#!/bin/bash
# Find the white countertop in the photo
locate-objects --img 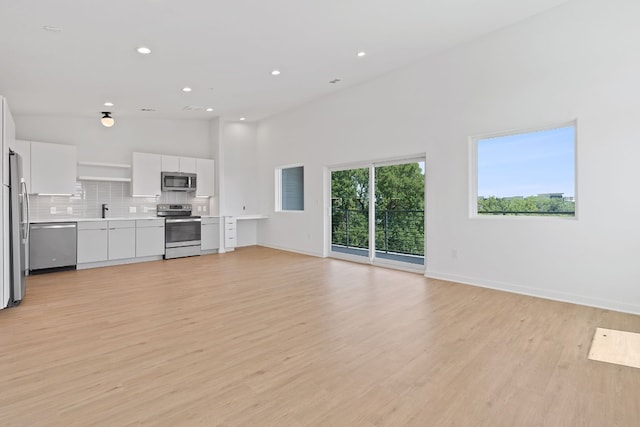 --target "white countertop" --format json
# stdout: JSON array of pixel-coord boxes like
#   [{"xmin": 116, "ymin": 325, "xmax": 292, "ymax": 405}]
[
  {"xmin": 30, "ymin": 217, "xmax": 161, "ymax": 224},
  {"xmin": 30, "ymin": 214, "xmax": 267, "ymax": 224},
  {"xmin": 224, "ymin": 215, "xmax": 268, "ymax": 220},
  {"xmin": 199, "ymin": 214, "xmax": 267, "ymax": 220}
]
